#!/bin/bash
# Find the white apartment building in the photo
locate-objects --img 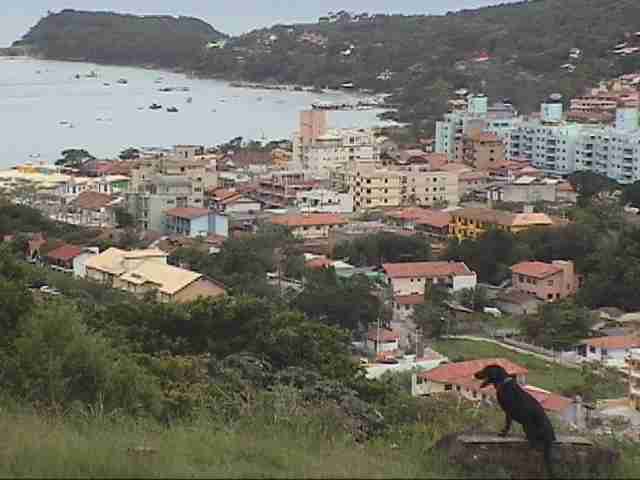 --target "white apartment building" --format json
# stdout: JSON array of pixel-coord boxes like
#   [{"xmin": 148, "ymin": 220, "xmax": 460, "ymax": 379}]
[
  {"xmin": 293, "ymin": 126, "xmax": 379, "ymax": 176},
  {"xmin": 435, "ymin": 94, "xmax": 519, "ymax": 159},
  {"xmin": 296, "ymin": 188, "xmax": 354, "ymax": 213},
  {"xmin": 126, "ymin": 146, "xmax": 218, "ymax": 230},
  {"xmin": 509, "ymin": 102, "xmax": 640, "ymax": 183}
]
